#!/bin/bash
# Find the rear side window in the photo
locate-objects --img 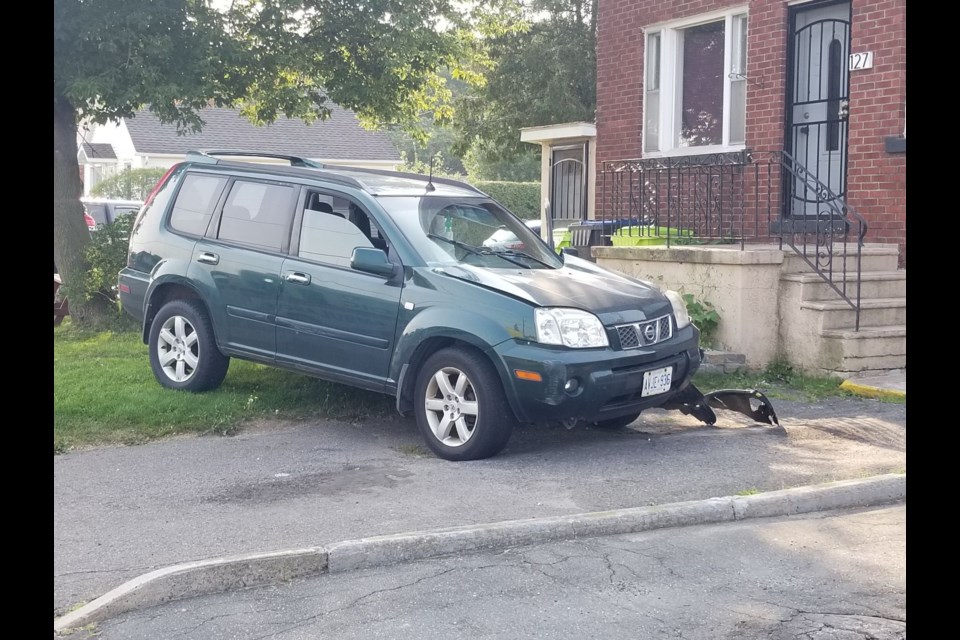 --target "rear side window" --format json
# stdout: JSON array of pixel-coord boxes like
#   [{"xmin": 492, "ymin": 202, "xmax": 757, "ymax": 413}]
[
  {"xmin": 84, "ymin": 203, "xmax": 108, "ymax": 226},
  {"xmin": 217, "ymin": 180, "xmax": 296, "ymax": 252},
  {"xmin": 169, "ymin": 174, "xmax": 228, "ymax": 236}
]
